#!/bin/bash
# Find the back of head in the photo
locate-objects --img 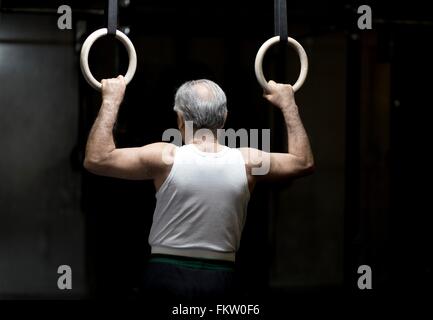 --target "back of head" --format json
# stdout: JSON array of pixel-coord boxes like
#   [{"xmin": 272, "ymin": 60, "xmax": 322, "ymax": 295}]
[{"xmin": 173, "ymin": 79, "xmax": 227, "ymax": 131}]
